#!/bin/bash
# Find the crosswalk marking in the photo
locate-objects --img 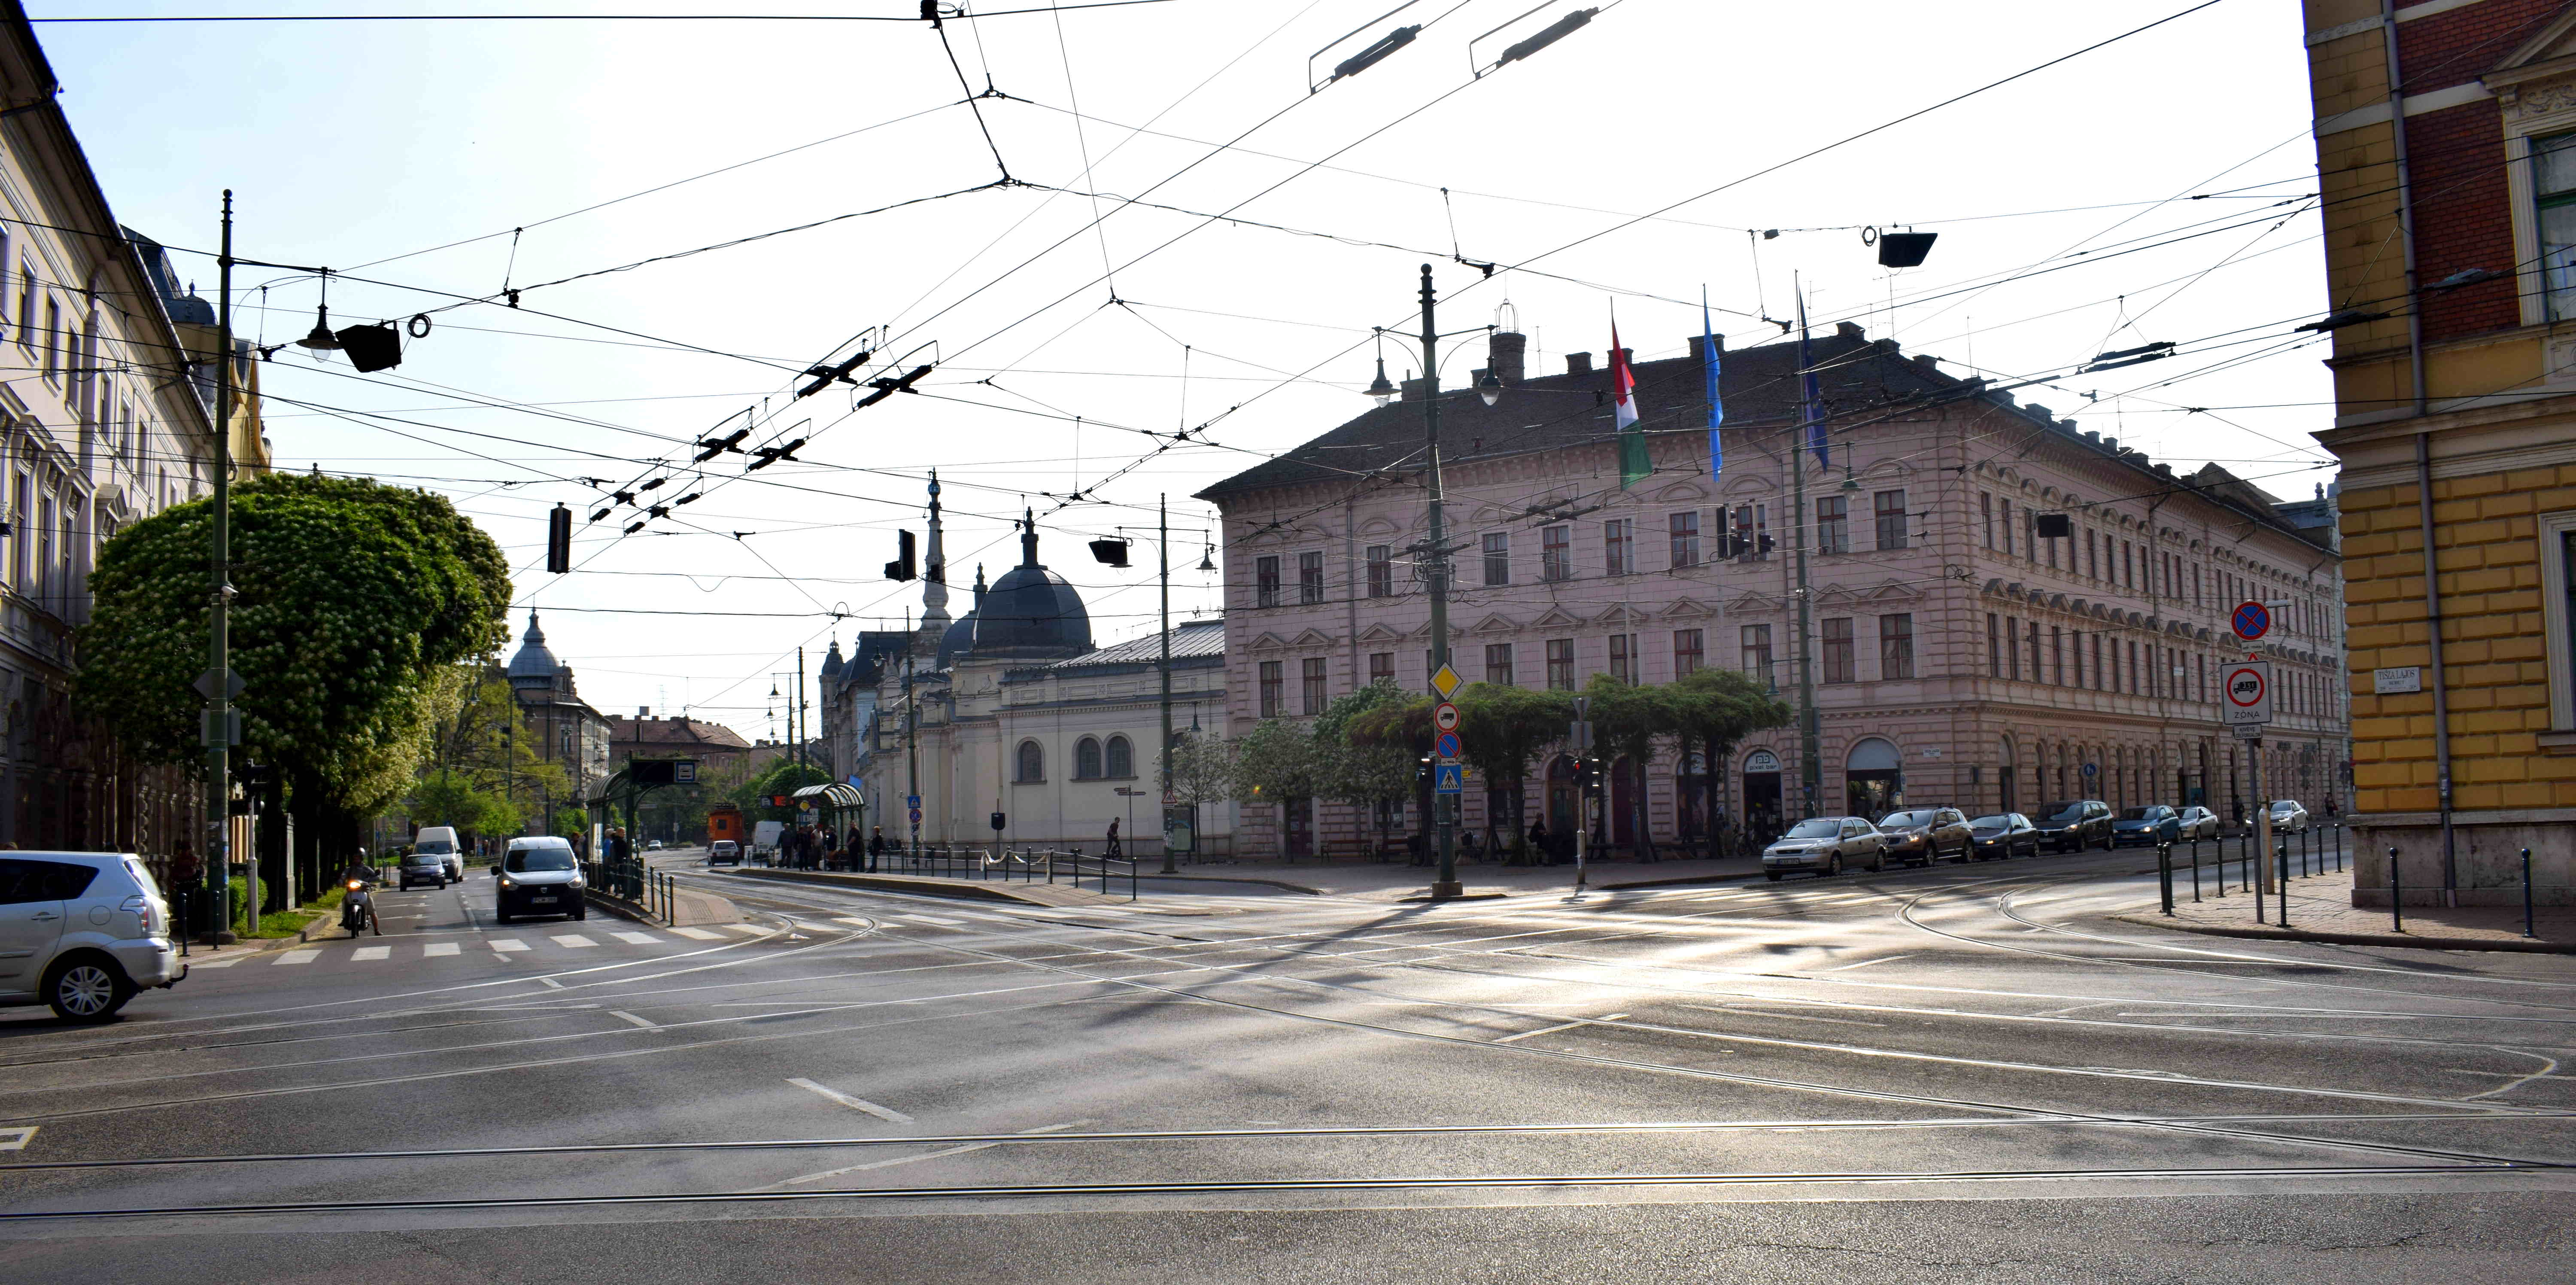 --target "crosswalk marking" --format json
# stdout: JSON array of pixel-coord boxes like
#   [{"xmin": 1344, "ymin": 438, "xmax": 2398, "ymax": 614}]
[
  {"xmin": 669, "ymin": 927, "xmax": 723, "ymax": 940},
  {"xmin": 187, "ymin": 955, "xmax": 242, "ymax": 968},
  {"xmin": 351, "ymin": 946, "xmax": 390, "ymax": 962},
  {"xmin": 490, "ymin": 939, "xmax": 531, "ymax": 953},
  {"xmin": 422, "ymin": 942, "xmax": 460, "ymax": 957},
  {"xmin": 834, "ymin": 917, "xmax": 874, "ymax": 927},
  {"xmin": 551, "ymin": 935, "xmax": 597, "ymax": 948},
  {"xmin": 274, "ymin": 950, "xmax": 319, "ymax": 965},
  {"xmin": 723, "ymin": 923, "xmax": 768, "ymax": 935},
  {"xmin": 610, "ymin": 931, "xmax": 659, "ymax": 945}
]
